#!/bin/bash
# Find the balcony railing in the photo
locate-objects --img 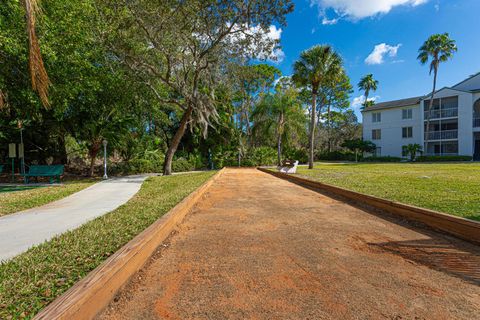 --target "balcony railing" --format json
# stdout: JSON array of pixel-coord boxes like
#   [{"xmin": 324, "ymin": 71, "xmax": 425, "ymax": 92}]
[
  {"xmin": 424, "ymin": 108, "xmax": 458, "ymax": 119},
  {"xmin": 474, "ymin": 117, "xmax": 480, "ymax": 128},
  {"xmin": 424, "ymin": 130, "xmax": 458, "ymax": 140}
]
